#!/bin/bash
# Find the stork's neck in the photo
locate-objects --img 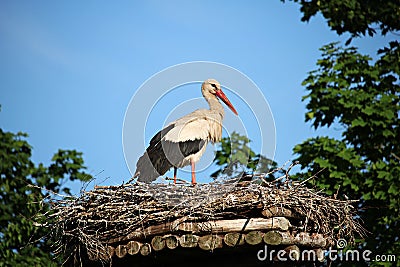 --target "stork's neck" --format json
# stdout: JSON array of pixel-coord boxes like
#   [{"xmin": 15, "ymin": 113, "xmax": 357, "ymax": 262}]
[{"xmin": 205, "ymin": 95, "xmax": 225, "ymax": 118}]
